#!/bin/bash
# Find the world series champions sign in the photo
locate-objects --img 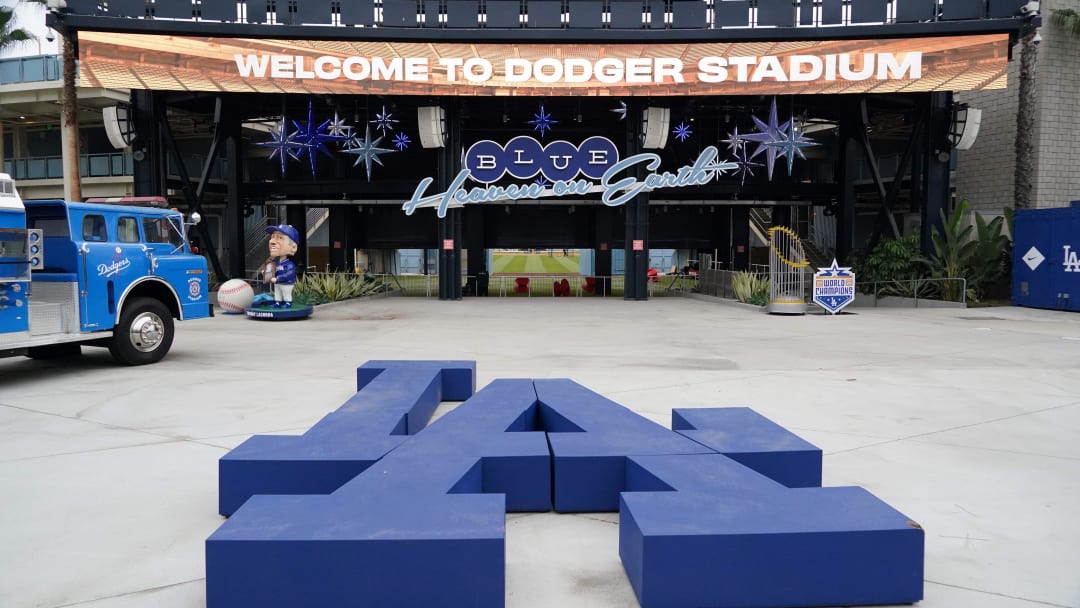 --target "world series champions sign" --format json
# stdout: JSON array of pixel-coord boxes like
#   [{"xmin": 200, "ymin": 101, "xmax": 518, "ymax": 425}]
[{"xmin": 813, "ymin": 260, "xmax": 856, "ymax": 314}]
